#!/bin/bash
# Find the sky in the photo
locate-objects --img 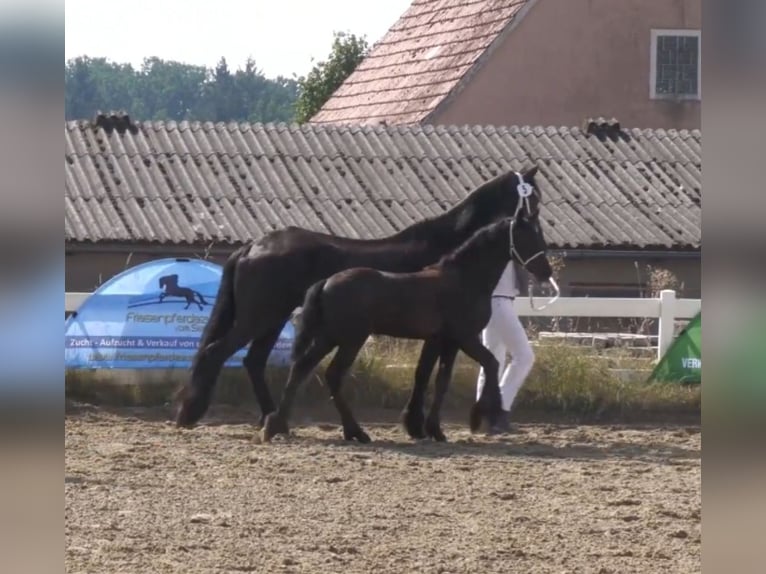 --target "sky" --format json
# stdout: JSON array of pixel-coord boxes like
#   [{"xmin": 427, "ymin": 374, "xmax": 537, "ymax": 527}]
[{"xmin": 65, "ymin": 0, "xmax": 412, "ymax": 78}]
